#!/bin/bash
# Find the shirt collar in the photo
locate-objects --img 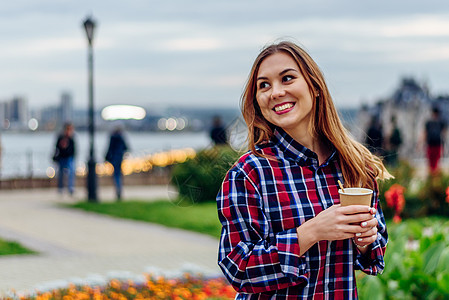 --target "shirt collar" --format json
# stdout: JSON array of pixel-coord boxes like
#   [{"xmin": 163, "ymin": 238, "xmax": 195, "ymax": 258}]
[{"xmin": 272, "ymin": 127, "xmax": 337, "ymax": 167}]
